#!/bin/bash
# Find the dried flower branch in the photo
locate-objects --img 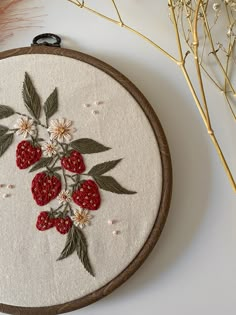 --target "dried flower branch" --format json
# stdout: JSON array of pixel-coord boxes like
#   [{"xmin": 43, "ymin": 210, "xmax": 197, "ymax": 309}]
[{"xmin": 68, "ymin": 0, "xmax": 236, "ymax": 191}]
